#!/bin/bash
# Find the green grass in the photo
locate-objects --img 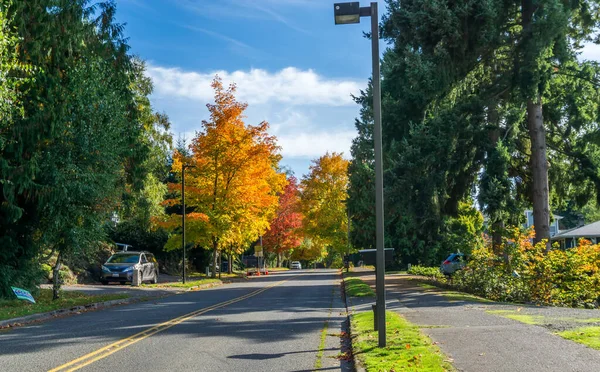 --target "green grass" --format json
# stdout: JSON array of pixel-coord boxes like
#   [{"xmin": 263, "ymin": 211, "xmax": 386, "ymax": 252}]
[
  {"xmin": 559, "ymin": 317, "xmax": 600, "ymax": 323},
  {"xmin": 442, "ymin": 292, "xmax": 494, "ymax": 304},
  {"xmin": 351, "ymin": 310, "xmax": 454, "ymax": 371},
  {"xmin": 266, "ymin": 267, "xmax": 290, "ymax": 272},
  {"xmin": 416, "ymin": 283, "xmax": 494, "ymax": 304},
  {"xmin": 485, "ymin": 310, "xmax": 545, "ymax": 325},
  {"xmin": 0, "ymin": 289, "xmax": 129, "ymax": 322},
  {"xmin": 557, "ymin": 327, "xmax": 600, "ymax": 350},
  {"xmin": 486, "ymin": 310, "xmax": 600, "ymax": 349},
  {"xmin": 314, "ymin": 317, "xmax": 329, "ymax": 369},
  {"xmin": 145, "ymin": 278, "xmax": 221, "ymax": 289},
  {"xmin": 187, "ymin": 271, "xmax": 246, "ymax": 279},
  {"xmin": 345, "ymin": 277, "xmax": 375, "ymax": 297},
  {"xmin": 386, "ymin": 270, "xmax": 408, "ymax": 275}
]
